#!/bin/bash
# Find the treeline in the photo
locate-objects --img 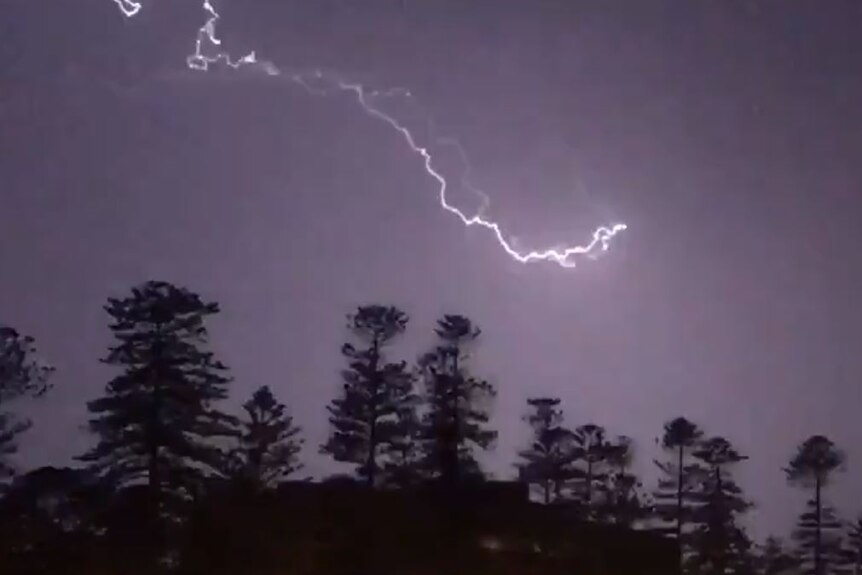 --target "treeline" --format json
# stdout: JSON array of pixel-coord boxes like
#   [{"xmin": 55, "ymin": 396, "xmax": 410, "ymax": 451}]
[{"xmin": 0, "ymin": 279, "xmax": 858, "ymax": 575}]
